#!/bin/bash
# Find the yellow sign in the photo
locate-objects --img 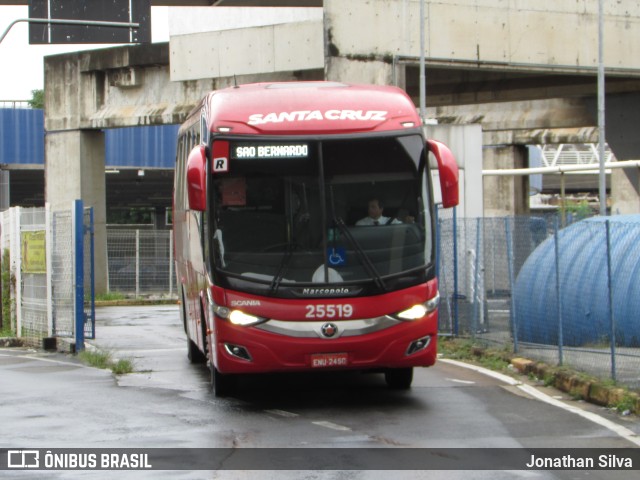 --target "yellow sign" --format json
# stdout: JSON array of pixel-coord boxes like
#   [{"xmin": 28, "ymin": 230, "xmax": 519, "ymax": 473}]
[{"xmin": 21, "ymin": 231, "xmax": 46, "ymax": 274}]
